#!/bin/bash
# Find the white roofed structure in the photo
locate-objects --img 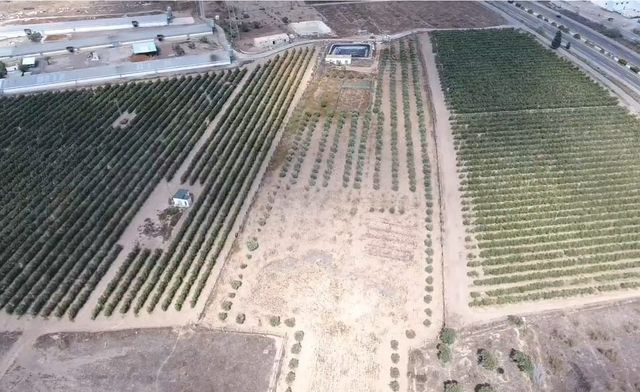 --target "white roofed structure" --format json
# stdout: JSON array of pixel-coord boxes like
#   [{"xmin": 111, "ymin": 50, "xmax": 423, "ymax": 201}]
[{"xmin": 132, "ymin": 41, "xmax": 158, "ymax": 55}]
